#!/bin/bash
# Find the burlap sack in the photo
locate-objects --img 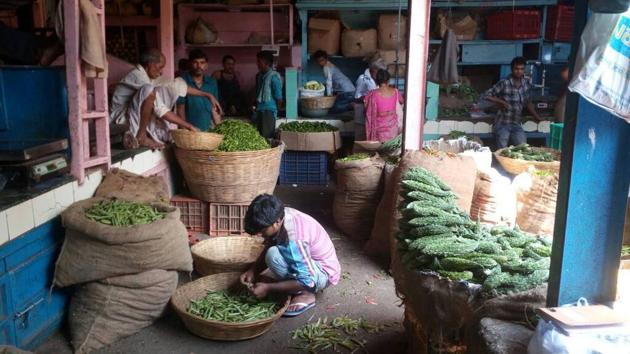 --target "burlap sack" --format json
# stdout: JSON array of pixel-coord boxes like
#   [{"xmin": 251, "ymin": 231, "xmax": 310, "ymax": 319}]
[
  {"xmin": 54, "ymin": 198, "xmax": 192, "ymax": 287},
  {"xmin": 335, "ymin": 156, "xmax": 385, "ymax": 192},
  {"xmin": 95, "ymin": 168, "xmax": 170, "ymax": 204},
  {"xmin": 69, "ymin": 270, "xmax": 178, "ymax": 354},
  {"xmin": 332, "ymin": 190, "xmax": 380, "ymax": 241},
  {"xmin": 185, "ymin": 17, "xmax": 217, "ymax": 44},
  {"xmin": 513, "ymin": 171, "xmax": 559, "ymax": 236},
  {"xmin": 364, "ymin": 163, "xmax": 397, "ymax": 258},
  {"xmin": 470, "ymin": 168, "xmax": 517, "ymax": 226},
  {"xmin": 0, "ymin": 347, "xmax": 32, "ymax": 354}
]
